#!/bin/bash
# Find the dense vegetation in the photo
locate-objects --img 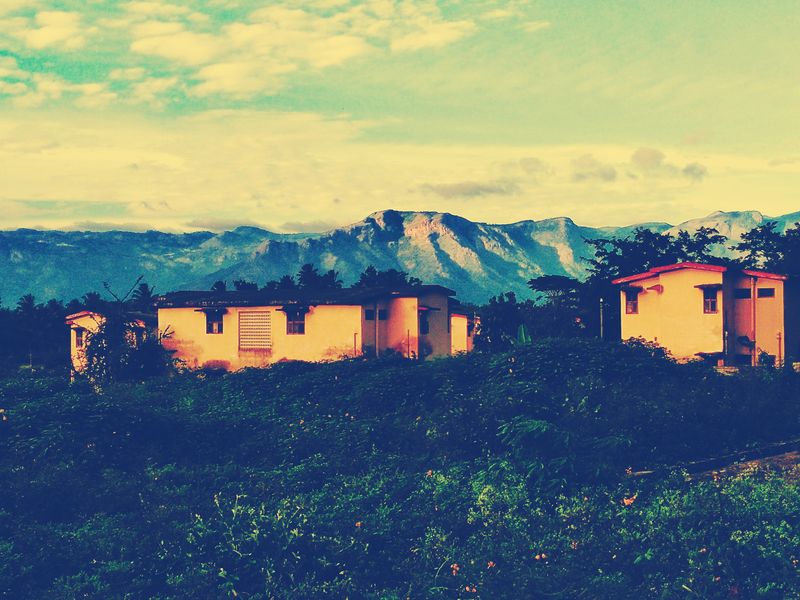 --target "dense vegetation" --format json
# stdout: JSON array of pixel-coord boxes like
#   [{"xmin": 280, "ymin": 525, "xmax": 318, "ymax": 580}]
[{"xmin": 3, "ymin": 339, "xmax": 800, "ymax": 598}]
